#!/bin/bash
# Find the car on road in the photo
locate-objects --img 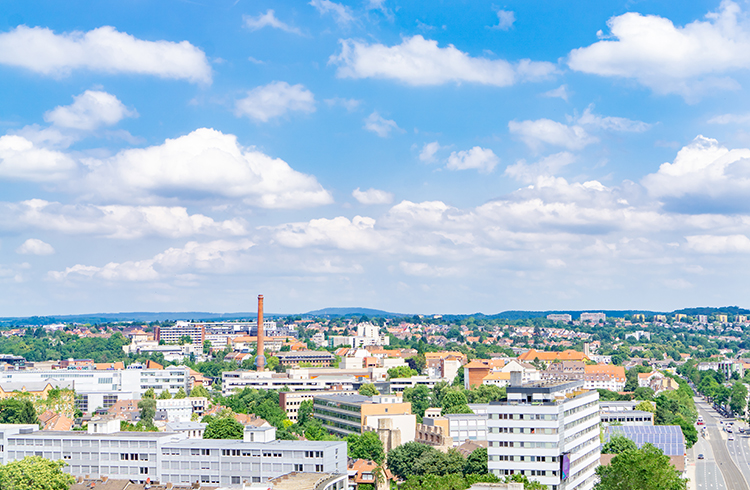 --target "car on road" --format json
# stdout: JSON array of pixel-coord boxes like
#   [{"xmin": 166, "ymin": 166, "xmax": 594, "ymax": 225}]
[
  {"xmin": 698, "ymin": 453, "xmax": 705, "ymax": 459},
  {"xmin": 729, "ymin": 434, "xmax": 735, "ymax": 441}
]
